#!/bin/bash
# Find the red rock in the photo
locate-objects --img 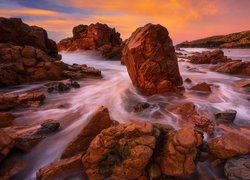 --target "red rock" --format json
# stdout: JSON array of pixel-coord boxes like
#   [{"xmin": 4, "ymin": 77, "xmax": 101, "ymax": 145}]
[
  {"xmin": 122, "ymin": 24, "xmax": 183, "ymax": 95},
  {"xmin": 0, "ymin": 93, "xmax": 18, "ymax": 110},
  {"xmin": 0, "ymin": 130, "xmax": 14, "ymax": 162},
  {"xmin": 159, "ymin": 127, "xmax": 202, "ymax": 176},
  {"xmin": 61, "ymin": 106, "xmax": 115, "ymax": 159},
  {"xmin": 190, "ymin": 82, "xmax": 212, "ymax": 93},
  {"xmin": 82, "ymin": 122, "xmax": 157, "ymax": 180},
  {"xmin": 0, "ymin": 112, "xmax": 15, "ymax": 128},
  {"xmin": 21, "ymin": 46, "xmax": 36, "ymax": 58},
  {"xmin": 208, "ymin": 132, "xmax": 250, "ymax": 159},
  {"xmin": 233, "ymin": 79, "xmax": 250, "ymax": 90},
  {"xmin": 18, "ymin": 90, "xmax": 45, "ymax": 108}
]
